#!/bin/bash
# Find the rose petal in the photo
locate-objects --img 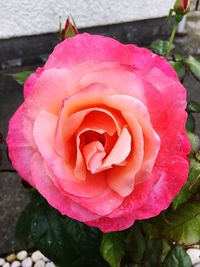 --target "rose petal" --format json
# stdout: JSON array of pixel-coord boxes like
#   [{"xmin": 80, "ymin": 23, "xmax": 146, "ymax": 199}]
[
  {"xmin": 31, "ymin": 152, "xmax": 100, "ymax": 222},
  {"xmin": 33, "ymin": 109, "xmax": 107, "ymax": 197},
  {"xmin": 102, "ymin": 126, "xmax": 131, "ymax": 168},
  {"xmin": 134, "ymin": 155, "xmax": 189, "ymax": 219},
  {"xmin": 6, "ymin": 104, "xmax": 35, "ymax": 187}
]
